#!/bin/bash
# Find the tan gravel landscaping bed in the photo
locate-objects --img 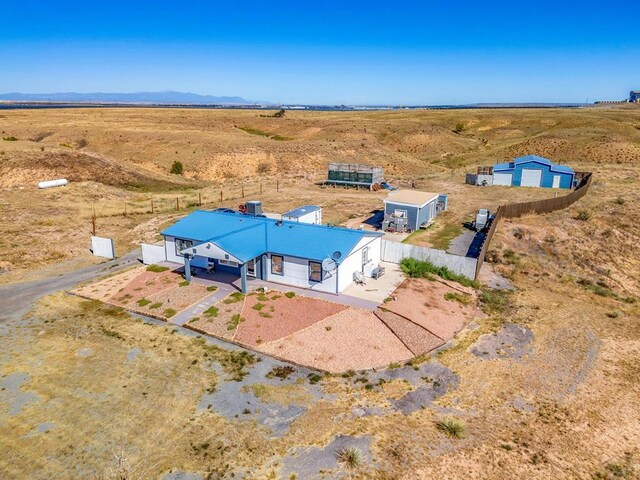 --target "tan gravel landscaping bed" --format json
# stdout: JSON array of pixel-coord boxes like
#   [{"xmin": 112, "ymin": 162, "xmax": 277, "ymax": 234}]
[
  {"xmin": 132, "ymin": 282, "xmax": 210, "ymax": 319},
  {"xmin": 259, "ymin": 307, "xmax": 414, "ymax": 372},
  {"xmin": 383, "ymin": 278, "xmax": 481, "ymax": 340},
  {"xmin": 72, "ymin": 266, "xmax": 145, "ymax": 301},
  {"xmin": 234, "ymin": 291, "xmax": 348, "ymax": 346},
  {"xmin": 188, "ymin": 297, "xmax": 245, "ymax": 339}
]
